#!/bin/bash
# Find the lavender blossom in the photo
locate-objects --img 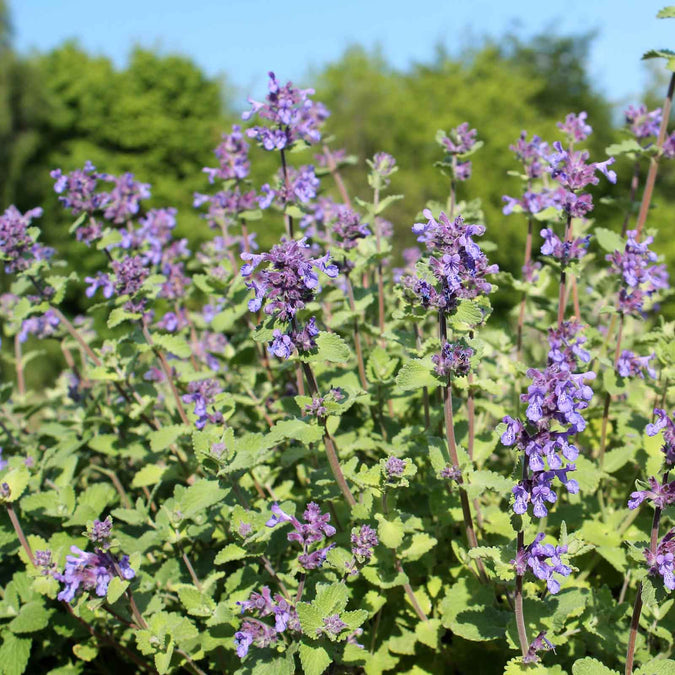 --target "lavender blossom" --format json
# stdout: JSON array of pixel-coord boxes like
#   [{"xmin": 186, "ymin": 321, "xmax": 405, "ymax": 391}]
[
  {"xmin": 523, "ymin": 631, "xmax": 555, "ymax": 664},
  {"xmin": 100, "ymin": 173, "xmax": 151, "ymax": 224},
  {"xmin": 203, "ymin": 125, "xmax": 251, "ymax": 182},
  {"xmin": 432, "ymin": 341, "xmax": 473, "ymax": 378},
  {"xmin": 0, "ymin": 206, "xmax": 53, "ymax": 273},
  {"xmin": 644, "ymin": 529, "xmax": 675, "ymax": 591},
  {"xmin": 625, "ymin": 105, "xmax": 662, "ymax": 141},
  {"xmin": 18, "ymin": 310, "xmax": 60, "ymax": 343},
  {"xmin": 557, "ymin": 112, "xmax": 592, "ymax": 144},
  {"xmin": 331, "ymin": 206, "xmax": 370, "ymax": 251},
  {"xmin": 512, "ymin": 532, "xmax": 571, "ymax": 594},
  {"xmin": 243, "ymin": 72, "xmax": 328, "ymax": 150},
  {"xmin": 55, "ymin": 546, "xmax": 135, "ymax": 603},
  {"xmin": 647, "ymin": 409, "xmax": 675, "ymax": 465},
  {"xmin": 540, "ymin": 228, "xmax": 590, "ymax": 264},
  {"xmin": 616, "ymin": 350, "xmax": 657, "ymax": 379},
  {"xmin": 509, "ymin": 132, "xmax": 551, "ymax": 179},
  {"xmin": 351, "ymin": 525, "xmax": 379, "ymax": 562},
  {"xmin": 627, "ymin": 476, "xmax": 675, "ymax": 510},
  {"xmin": 181, "ymin": 379, "xmax": 224, "ymax": 429},
  {"xmin": 383, "ymin": 456, "xmax": 407, "ymax": 479}
]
